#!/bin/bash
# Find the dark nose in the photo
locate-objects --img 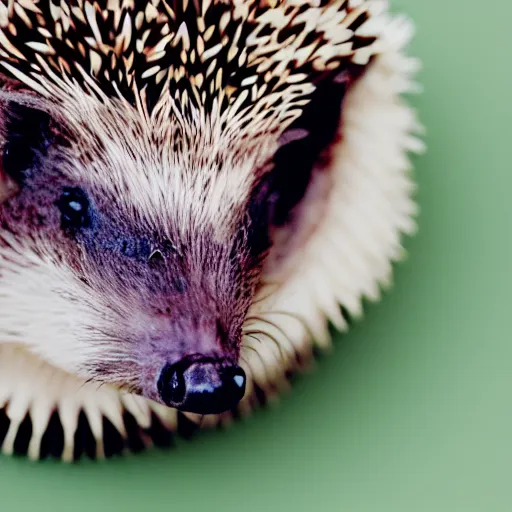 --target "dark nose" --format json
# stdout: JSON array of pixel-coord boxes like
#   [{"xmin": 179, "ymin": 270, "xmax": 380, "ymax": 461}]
[{"xmin": 157, "ymin": 356, "xmax": 246, "ymax": 415}]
